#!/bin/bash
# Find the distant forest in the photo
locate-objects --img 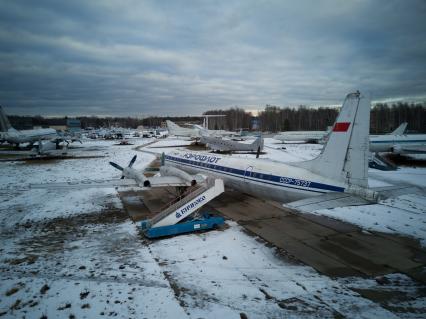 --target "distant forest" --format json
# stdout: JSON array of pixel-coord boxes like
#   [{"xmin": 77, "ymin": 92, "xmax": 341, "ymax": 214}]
[
  {"xmin": 7, "ymin": 102, "xmax": 426, "ymax": 133},
  {"xmin": 203, "ymin": 102, "xmax": 426, "ymax": 133}
]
